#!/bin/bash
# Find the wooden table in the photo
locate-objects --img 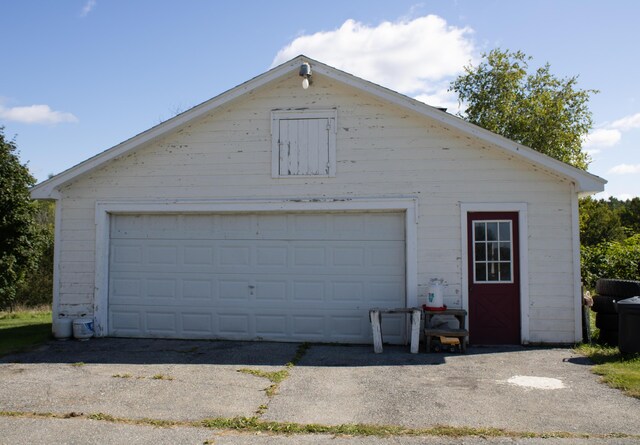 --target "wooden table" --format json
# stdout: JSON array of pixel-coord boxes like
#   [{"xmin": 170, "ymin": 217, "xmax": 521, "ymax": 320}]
[
  {"xmin": 369, "ymin": 307, "xmax": 422, "ymax": 354},
  {"xmin": 423, "ymin": 308, "xmax": 469, "ymax": 353}
]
